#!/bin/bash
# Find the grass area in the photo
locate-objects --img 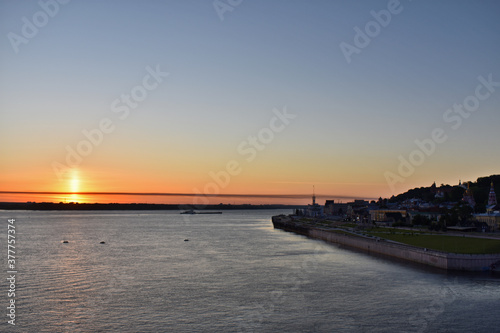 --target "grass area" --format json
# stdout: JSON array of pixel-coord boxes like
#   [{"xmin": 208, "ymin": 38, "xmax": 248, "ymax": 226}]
[
  {"xmin": 367, "ymin": 232, "xmax": 500, "ymax": 254},
  {"xmin": 315, "ymin": 220, "xmax": 335, "ymax": 226},
  {"xmin": 367, "ymin": 227, "xmax": 435, "ymax": 234},
  {"xmin": 298, "ymin": 218, "xmax": 318, "ymax": 223},
  {"xmin": 339, "ymin": 223, "xmax": 358, "ymax": 228}
]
